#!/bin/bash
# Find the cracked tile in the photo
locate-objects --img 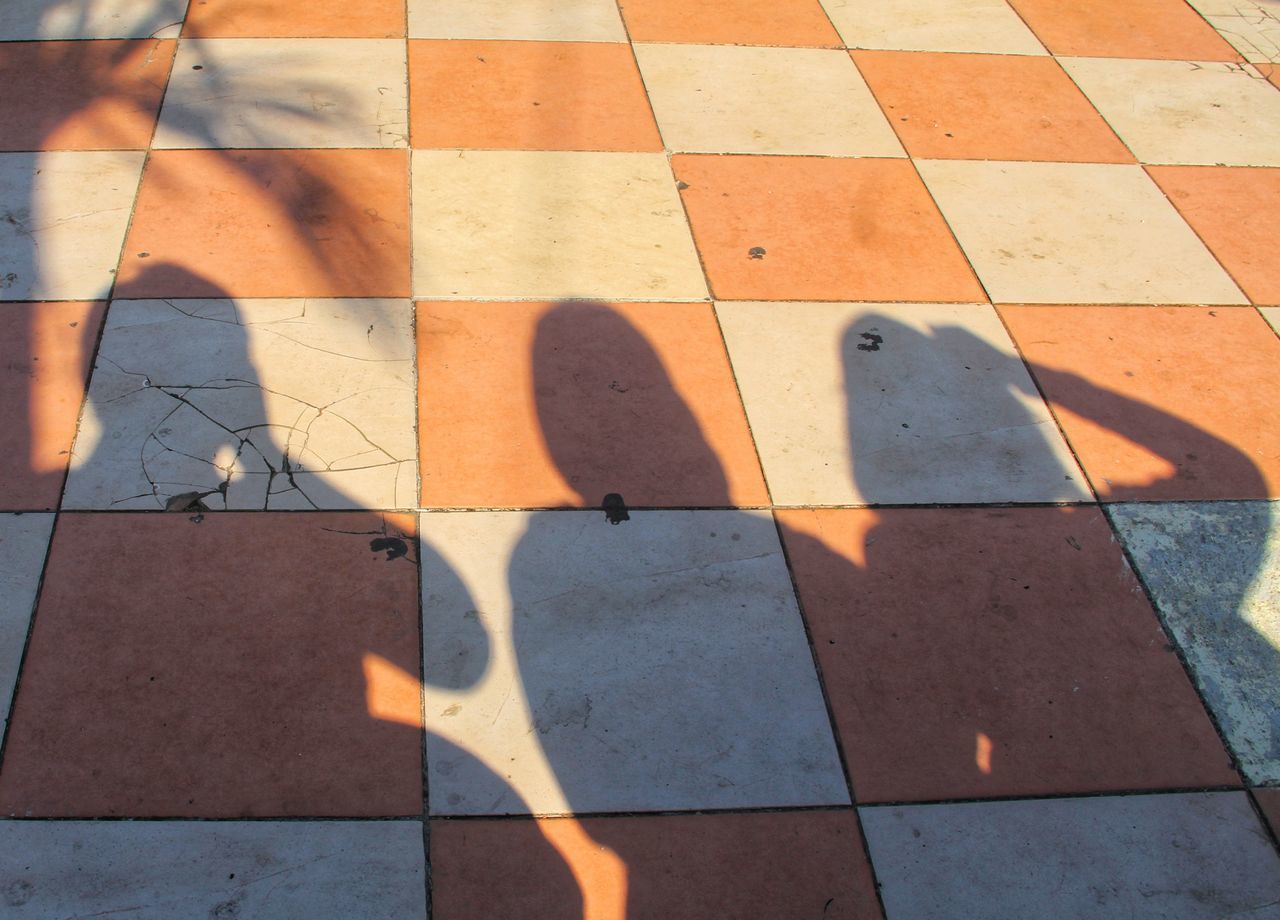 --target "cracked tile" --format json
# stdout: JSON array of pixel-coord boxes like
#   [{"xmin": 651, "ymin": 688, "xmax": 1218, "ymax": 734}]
[
  {"xmin": 419, "ymin": 300, "xmax": 767, "ymax": 508},
  {"xmin": 634, "ymin": 44, "xmax": 903, "ymax": 156},
  {"xmin": 409, "ymin": 40, "xmax": 660, "ymax": 152},
  {"xmin": 0, "ymin": 301, "xmax": 104, "ymax": 509},
  {"xmin": 412, "ymin": 151, "xmax": 706, "ymax": 300},
  {"xmin": 155, "ymin": 39, "xmax": 408, "ymax": 149},
  {"xmin": 0, "ymin": 513, "xmax": 52, "ymax": 748},
  {"xmin": 862, "ymin": 793, "xmax": 1280, "ymax": 917},
  {"xmin": 620, "ymin": 0, "xmax": 842, "ymax": 46},
  {"xmin": 114, "ymin": 149, "xmax": 410, "ymax": 298},
  {"xmin": 0, "ymin": 0, "xmax": 186, "ymax": 40},
  {"xmin": 1007, "ymin": 0, "xmax": 1242, "ymax": 58},
  {"xmin": 1148, "ymin": 166, "xmax": 1280, "ymax": 305},
  {"xmin": 674, "ymin": 155, "xmax": 983, "ymax": 301},
  {"xmin": 1000, "ymin": 305, "xmax": 1280, "ymax": 500},
  {"xmin": 853, "ymin": 51, "xmax": 1132, "ymax": 162},
  {"xmin": 421, "ymin": 509, "xmax": 848, "ymax": 815},
  {"xmin": 184, "ymin": 0, "xmax": 407, "ymax": 38},
  {"xmin": 1111, "ymin": 501, "xmax": 1280, "ymax": 784},
  {"xmin": 0, "ymin": 151, "xmax": 145, "ymax": 301},
  {"xmin": 407, "ymin": 0, "xmax": 625, "ymax": 42},
  {"xmin": 820, "ymin": 0, "xmax": 1046, "ymax": 54},
  {"xmin": 917, "ymin": 160, "xmax": 1247, "ymax": 304},
  {"xmin": 0, "ymin": 820, "xmax": 426, "ymax": 919},
  {"xmin": 431, "ymin": 812, "xmax": 879, "ymax": 919},
  {"xmin": 64, "ymin": 298, "xmax": 417, "ymax": 511},
  {"xmin": 0, "ymin": 39, "xmax": 176, "ymax": 151},
  {"xmin": 716, "ymin": 302, "xmax": 1088, "ymax": 505},
  {"xmin": 0, "ymin": 512, "xmax": 423, "ymax": 817},
  {"xmin": 1187, "ymin": 0, "xmax": 1280, "ymax": 65},
  {"xmin": 1061, "ymin": 58, "xmax": 1280, "ymax": 166},
  {"xmin": 782, "ymin": 506, "xmax": 1239, "ymax": 802}
]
